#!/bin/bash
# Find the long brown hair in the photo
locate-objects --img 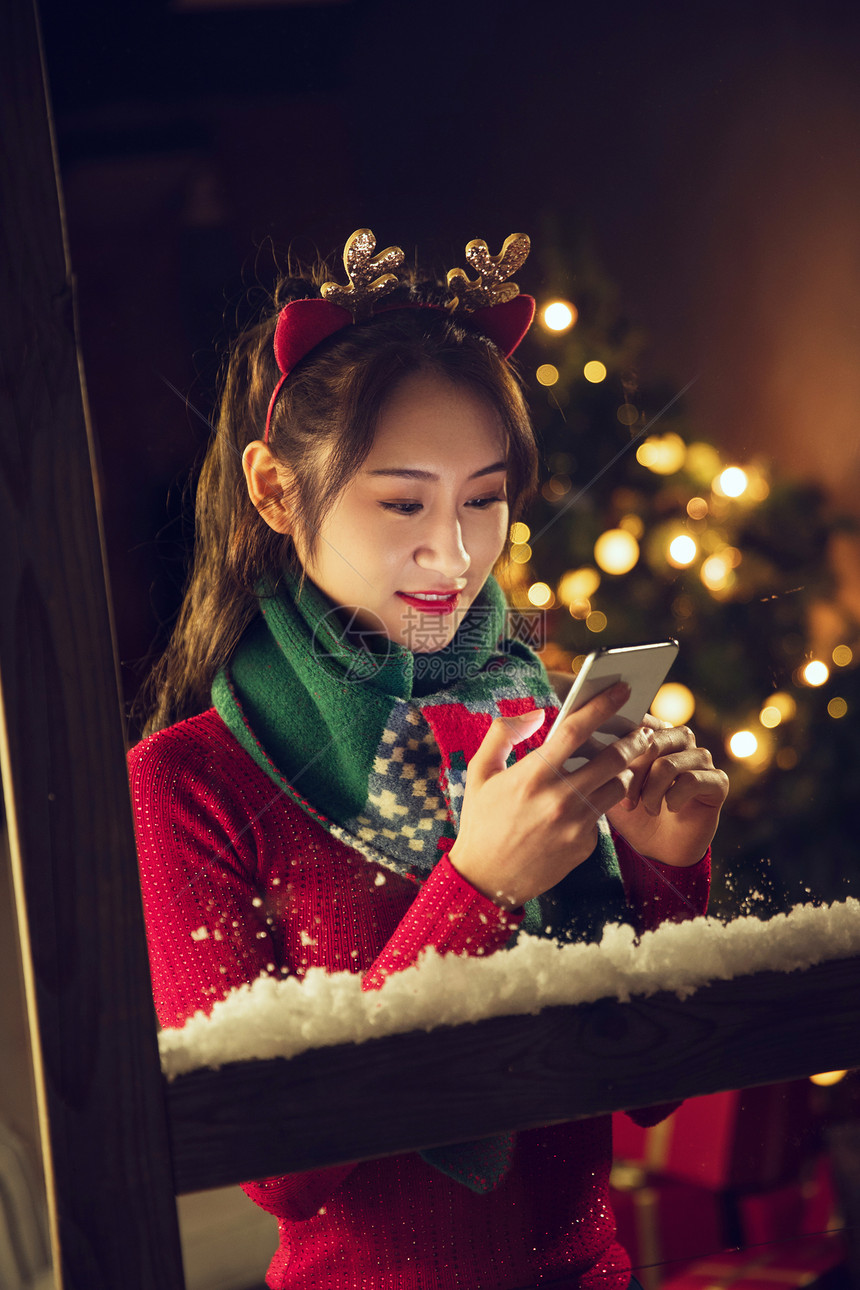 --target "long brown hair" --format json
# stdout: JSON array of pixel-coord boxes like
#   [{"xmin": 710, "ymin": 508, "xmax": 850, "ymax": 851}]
[{"xmin": 140, "ymin": 274, "xmax": 540, "ymax": 735}]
